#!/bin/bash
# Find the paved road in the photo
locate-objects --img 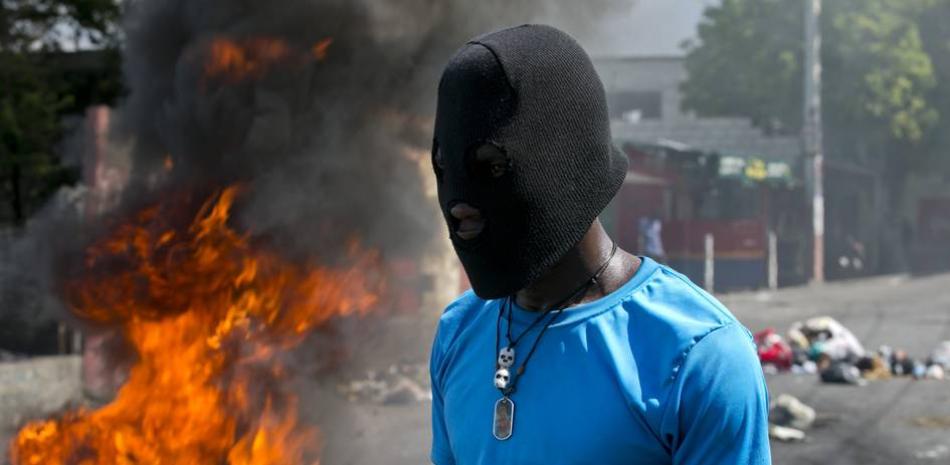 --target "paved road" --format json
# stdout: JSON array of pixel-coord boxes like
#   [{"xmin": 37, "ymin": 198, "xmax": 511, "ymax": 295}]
[
  {"xmin": 323, "ymin": 272, "xmax": 950, "ymax": 465},
  {"xmin": 721, "ymin": 273, "xmax": 950, "ymax": 465},
  {"xmin": 4, "ymin": 273, "xmax": 950, "ymax": 465}
]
